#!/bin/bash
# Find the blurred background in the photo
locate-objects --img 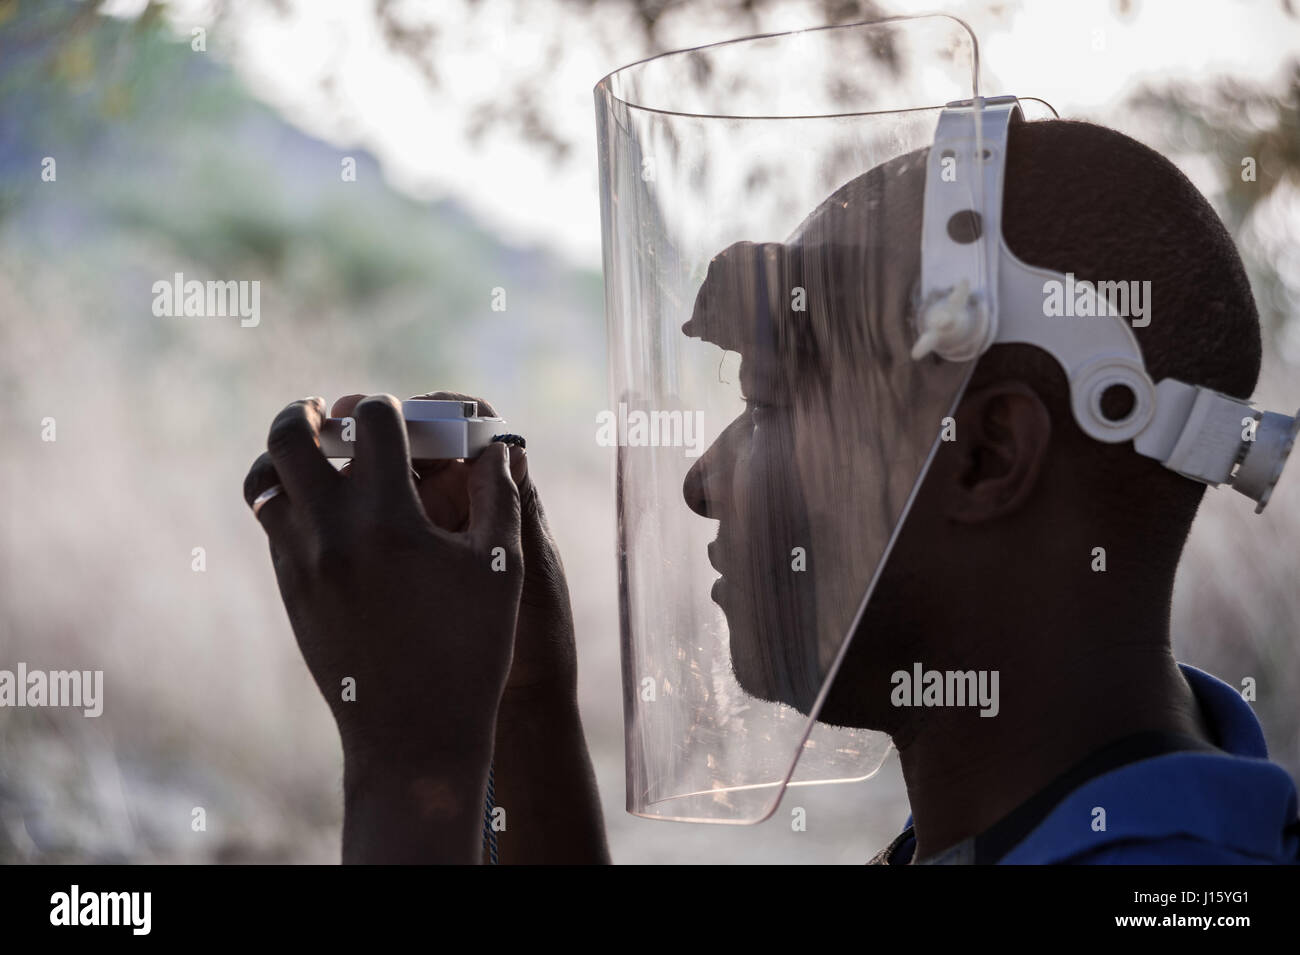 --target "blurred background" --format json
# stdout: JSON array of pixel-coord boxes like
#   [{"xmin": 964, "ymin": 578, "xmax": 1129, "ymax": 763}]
[{"xmin": 0, "ymin": 0, "xmax": 1297, "ymax": 863}]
